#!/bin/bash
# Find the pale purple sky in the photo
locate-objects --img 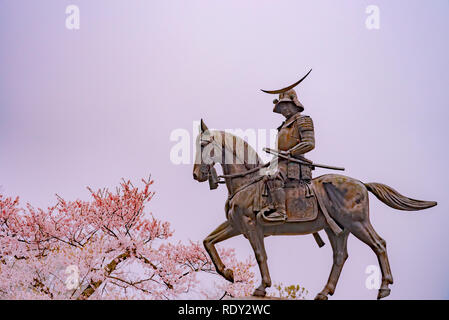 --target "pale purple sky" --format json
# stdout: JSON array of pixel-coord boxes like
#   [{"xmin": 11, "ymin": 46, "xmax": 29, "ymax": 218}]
[{"xmin": 0, "ymin": 0, "xmax": 448, "ymax": 299}]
